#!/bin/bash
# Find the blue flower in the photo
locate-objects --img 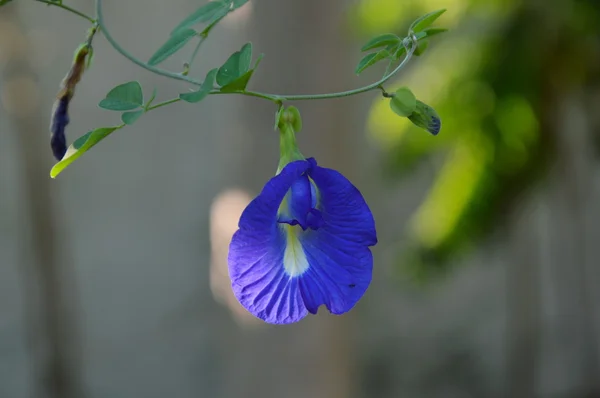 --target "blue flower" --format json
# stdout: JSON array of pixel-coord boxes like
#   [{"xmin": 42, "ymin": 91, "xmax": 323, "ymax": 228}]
[{"xmin": 228, "ymin": 157, "xmax": 377, "ymax": 324}]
